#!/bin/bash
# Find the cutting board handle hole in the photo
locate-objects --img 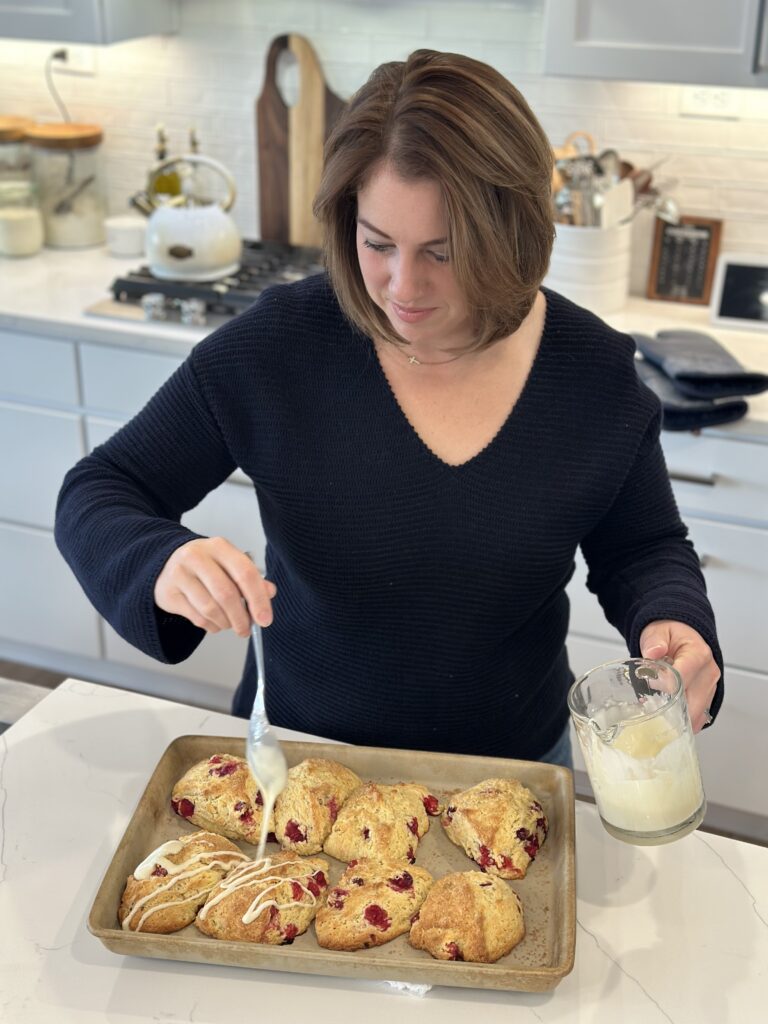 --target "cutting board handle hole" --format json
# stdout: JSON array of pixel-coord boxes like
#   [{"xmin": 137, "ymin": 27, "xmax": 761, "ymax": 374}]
[{"xmin": 276, "ymin": 49, "xmax": 299, "ymax": 108}]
